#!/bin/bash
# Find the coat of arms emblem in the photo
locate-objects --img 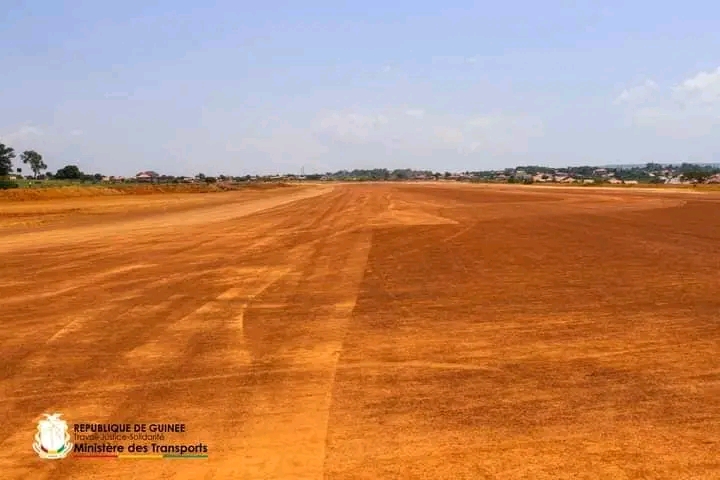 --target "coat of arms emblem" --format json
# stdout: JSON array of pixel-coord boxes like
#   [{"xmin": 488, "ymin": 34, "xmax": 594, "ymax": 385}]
[{"xmin": 33, "ymin": 413, "xmax": 73, "ymax": 459}]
